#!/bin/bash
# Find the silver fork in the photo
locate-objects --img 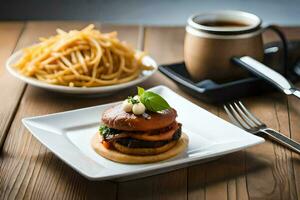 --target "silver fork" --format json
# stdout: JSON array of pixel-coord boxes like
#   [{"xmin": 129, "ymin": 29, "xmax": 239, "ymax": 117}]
[{"xmin": 224, "ymin": 101, "xmax": 300, "ymax": 154}]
